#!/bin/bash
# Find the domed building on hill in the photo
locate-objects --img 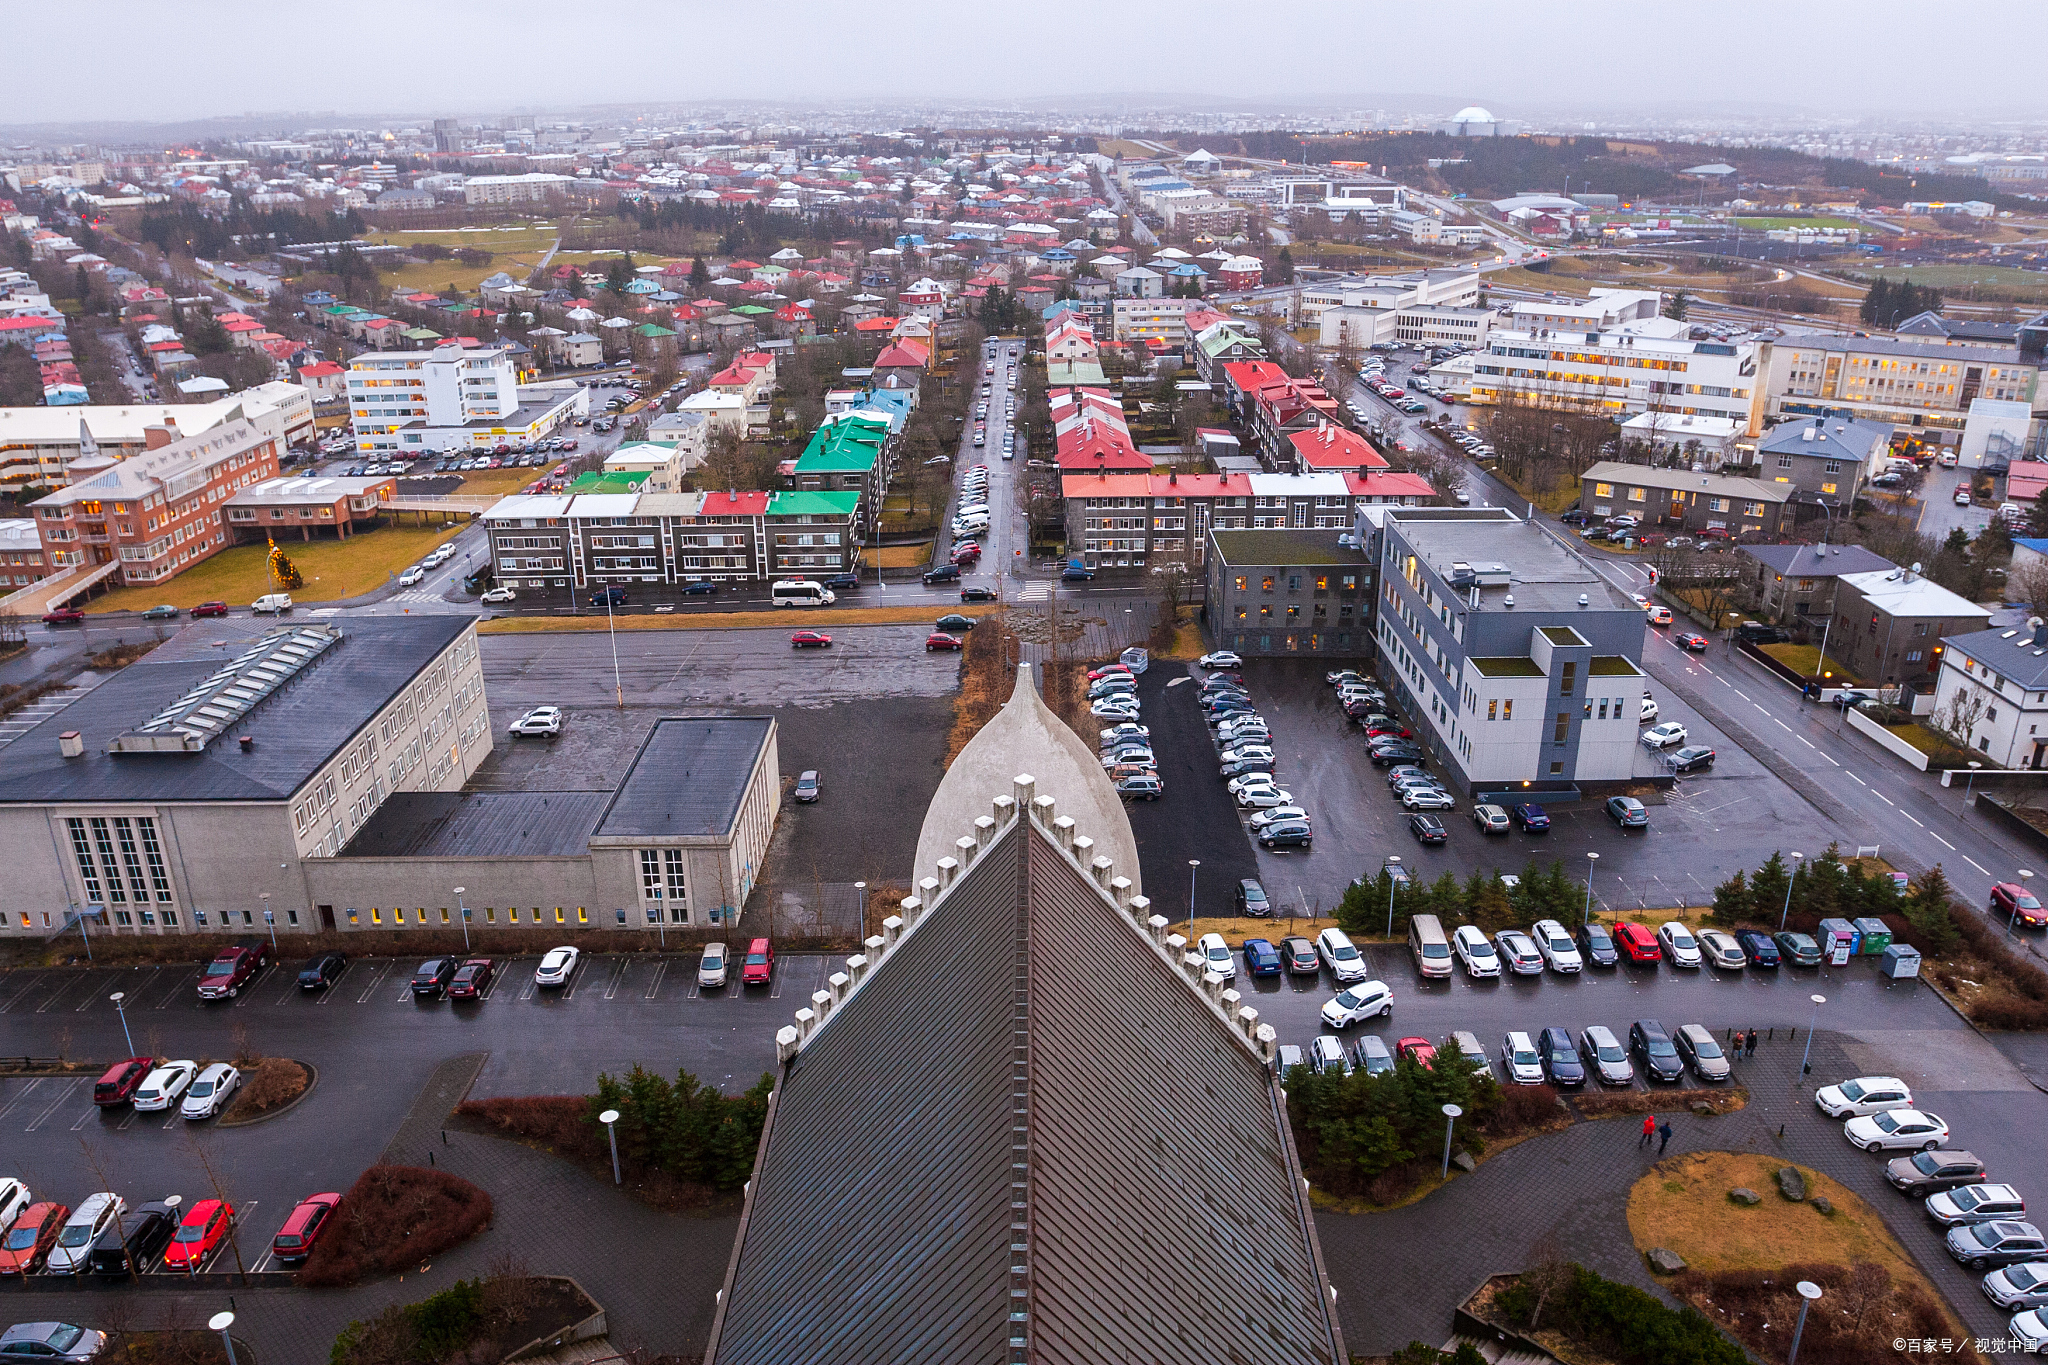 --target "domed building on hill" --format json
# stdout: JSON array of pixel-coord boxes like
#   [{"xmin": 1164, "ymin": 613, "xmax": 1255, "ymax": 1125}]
[{"xmin": 1440, "ymin": 105, "xmax": 1509, "ymax": 137}]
